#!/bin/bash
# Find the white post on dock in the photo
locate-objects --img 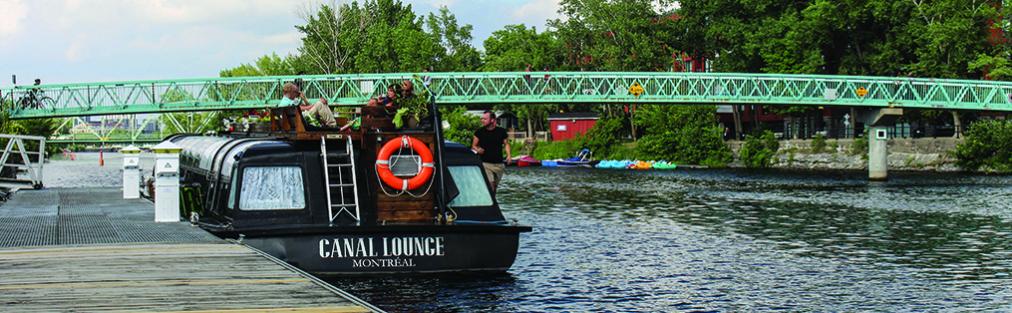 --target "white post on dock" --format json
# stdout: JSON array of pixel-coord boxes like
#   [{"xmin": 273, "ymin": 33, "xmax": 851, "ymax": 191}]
[
  {"xmin": 121, "ymin": 145, "xmax": 141, "ymax": 199},
  {"xmin": 152, "ymin": 142, "xmax": 182, "ymax": 222}
]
